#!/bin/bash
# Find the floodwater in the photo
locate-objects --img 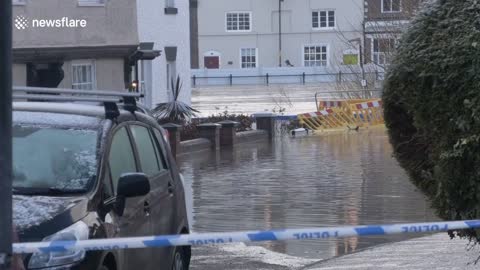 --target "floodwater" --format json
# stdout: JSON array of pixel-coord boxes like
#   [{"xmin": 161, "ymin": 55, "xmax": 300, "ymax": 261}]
[
  {"xmin": 191, "ymin": 84, "xmax": 382, "ymax": 117},
  {"xmin": 177, "ymin": 128, "xmax": 438, "ymax": 260}
]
